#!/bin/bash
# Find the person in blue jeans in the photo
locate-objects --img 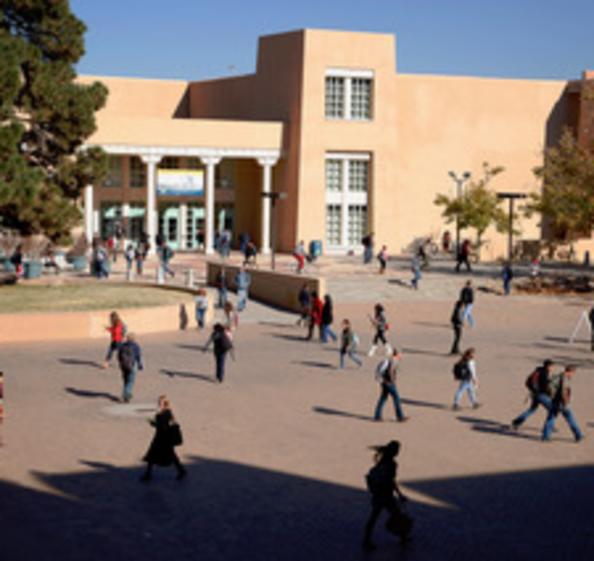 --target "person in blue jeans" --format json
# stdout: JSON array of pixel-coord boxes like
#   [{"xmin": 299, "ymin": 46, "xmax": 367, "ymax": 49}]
[
  {"xmin": 234, "ymin": 267, "xmax": 251, "ymax": 312},
  {"xmin": 511, "ymin": 359, "xmax": 554, "ymax": 430},
  {"xmin": 339, "ymin": 319, "xmax": 362, "ymax": 369},
  {"xmin": 321, "ymin": 294, "xmax": 338, "ymax": 343},
  {"xmin": 502, "ymin": 262, "xmax": 513, "ymax": 296},
  {"xmin": 117, "ymin": 333, "xmax": 143, "ymax": 403},
  {"xmin": 542, "ymin": 365, "xmax": 583, "ymax": 442},
  {"xmin": 203, "ymin": 323, "xmax": 234, "ymax": 383},
  {"xmin": 452, "ymin": 348, "xmax": 480, "ymax": 410},
  {"xmin": 374, "ymin": 349, "xmax": 408, "ymax": 422},
  {"xmin": 460, "ymin": 280, "xmax": 475, "ymax": 327}
]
